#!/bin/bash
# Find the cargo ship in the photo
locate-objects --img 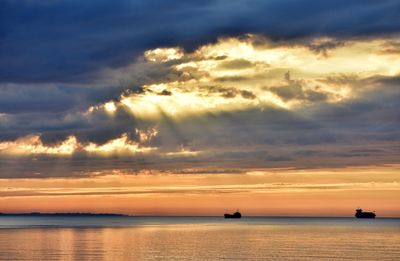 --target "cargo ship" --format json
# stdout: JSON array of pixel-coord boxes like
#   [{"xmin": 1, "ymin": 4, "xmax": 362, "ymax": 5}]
[
  {"xmin": 224, "ymin": 211, "xmax": 241, "ymax": 219},
  {"xmin": 355, "ymin": 208, "xmax": 376, "ymax": 219}
]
